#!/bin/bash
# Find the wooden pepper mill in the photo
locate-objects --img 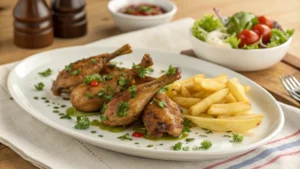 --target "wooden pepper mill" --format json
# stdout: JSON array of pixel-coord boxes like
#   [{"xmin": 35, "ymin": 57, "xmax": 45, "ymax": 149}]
[
  {"xmin": 13, "ymin": 0, "xmax": 53, "ymax": 49},
  {"xmin": 51, "ymin": 0, "xmax": 87, "ymax": 38}
]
